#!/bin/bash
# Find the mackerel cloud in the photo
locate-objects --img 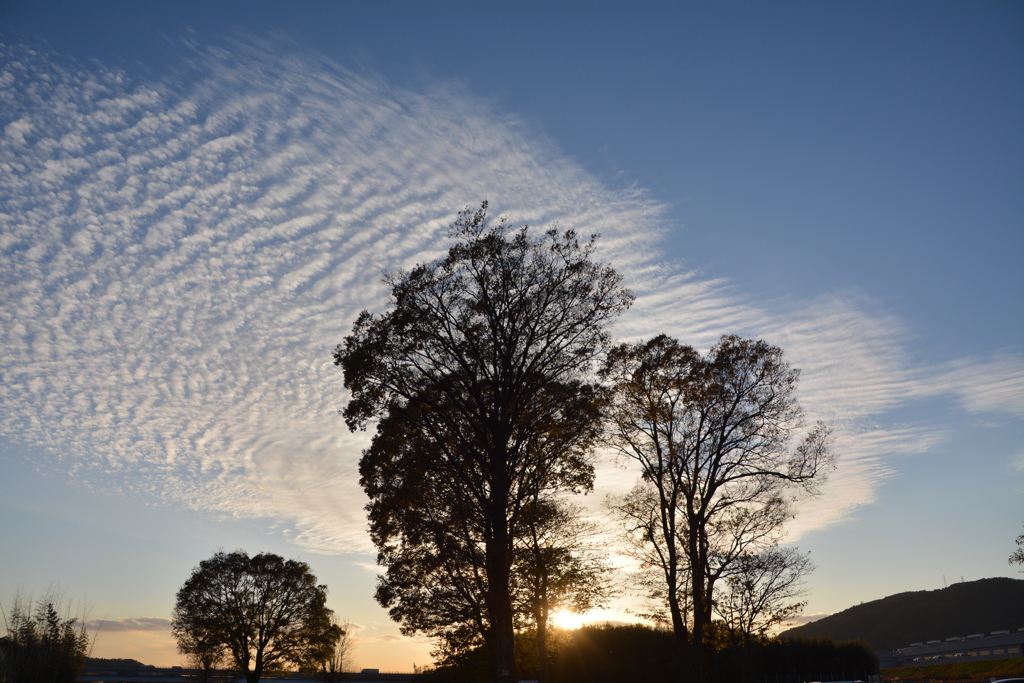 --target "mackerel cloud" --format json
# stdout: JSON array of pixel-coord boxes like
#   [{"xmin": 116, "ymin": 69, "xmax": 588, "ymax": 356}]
[{"xmin": 1, "ymin": 40, "xmax": 1020, "ymax": 552}]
